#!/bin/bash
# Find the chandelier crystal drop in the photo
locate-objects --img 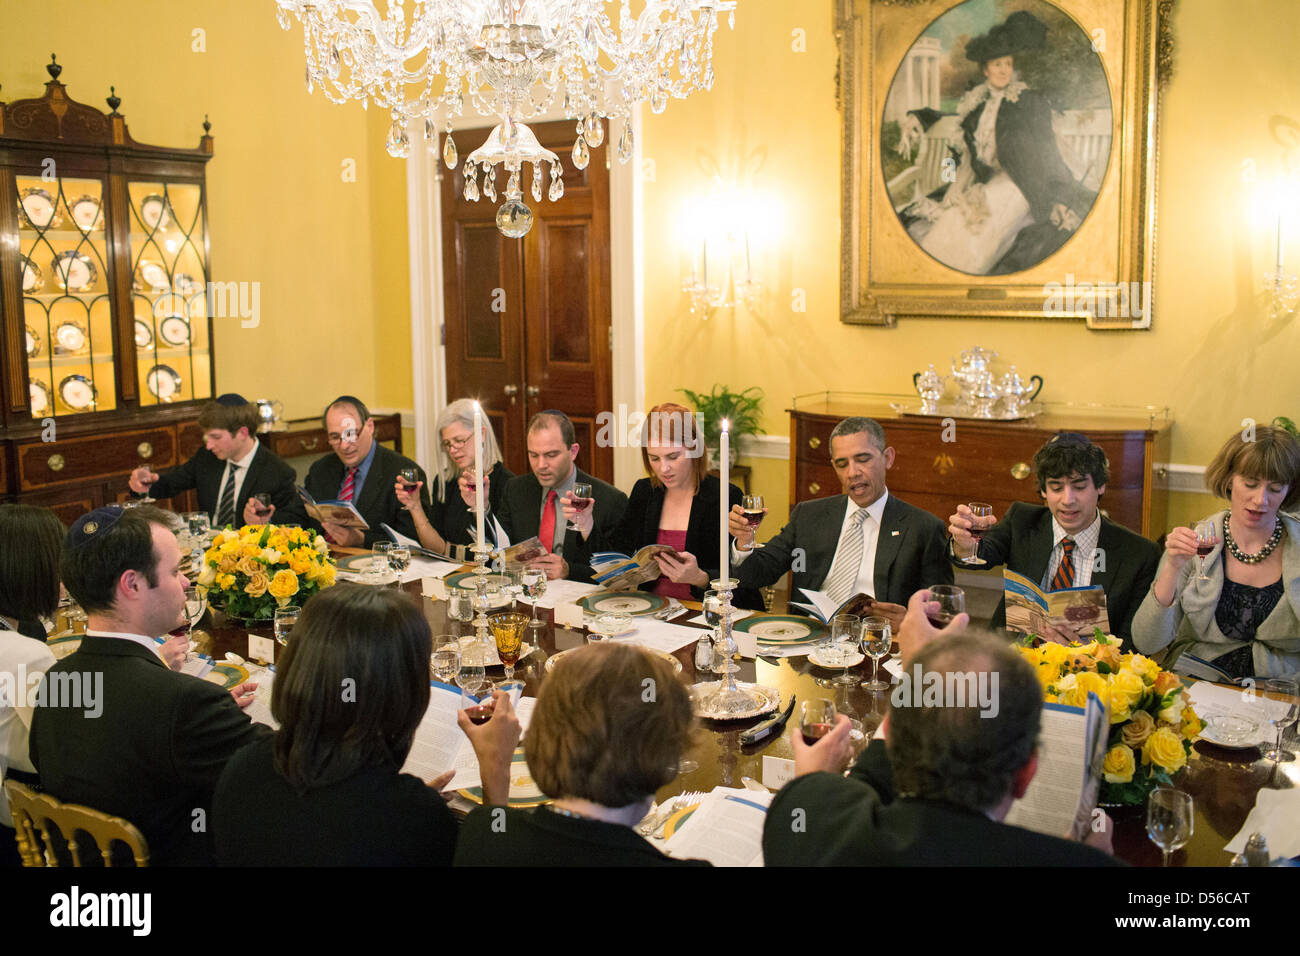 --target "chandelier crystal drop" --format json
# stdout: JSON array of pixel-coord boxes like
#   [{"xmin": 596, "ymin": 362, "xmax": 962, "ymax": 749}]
[{"xmin": 277, "ymin": 0, "xmax": 737, "ymax": 236}]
